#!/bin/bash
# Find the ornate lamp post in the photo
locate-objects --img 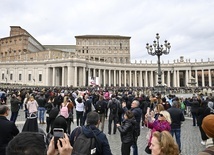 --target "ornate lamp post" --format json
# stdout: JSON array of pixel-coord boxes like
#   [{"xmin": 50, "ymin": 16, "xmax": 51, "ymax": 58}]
[{"xmin": 146, "ymin": 33, "xmax": 171, "ymax": 93}]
